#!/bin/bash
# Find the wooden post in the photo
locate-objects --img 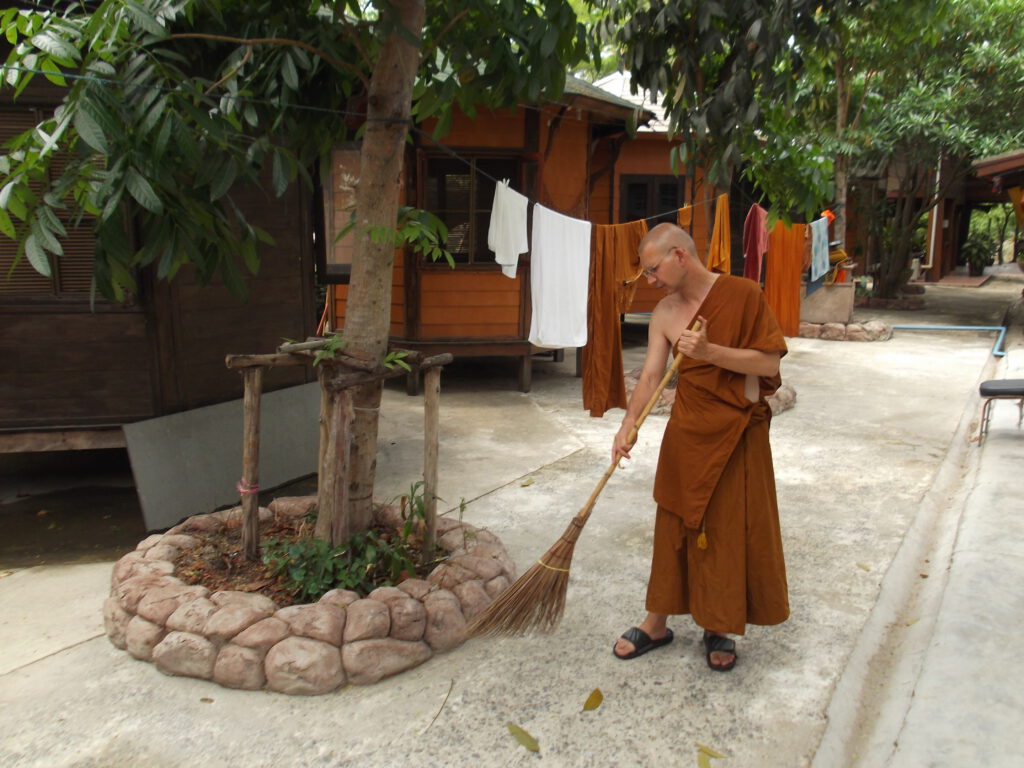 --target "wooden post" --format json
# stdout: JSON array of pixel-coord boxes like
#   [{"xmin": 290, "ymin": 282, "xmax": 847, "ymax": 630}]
[
  {"xmin": 316, "ymin": 387, "xmax": 353, "ymax": 548},
  {"xmin": 315, "ymin": 388, "xmax": 338, "ymax": 544},
  {"xmin": 422, "ymin": 365, "xmax": 441, "ymax": 564},
  {"xmin": 331, "ymin": 389, "xmax": 353, "ymax": 548},
  {"xmin": 317, "ymin": 366, "xmax": 330, "ymax": 500},
  {"xmin": 240, "ymin": 367, "xmax": 263, "ymax": 560}
]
